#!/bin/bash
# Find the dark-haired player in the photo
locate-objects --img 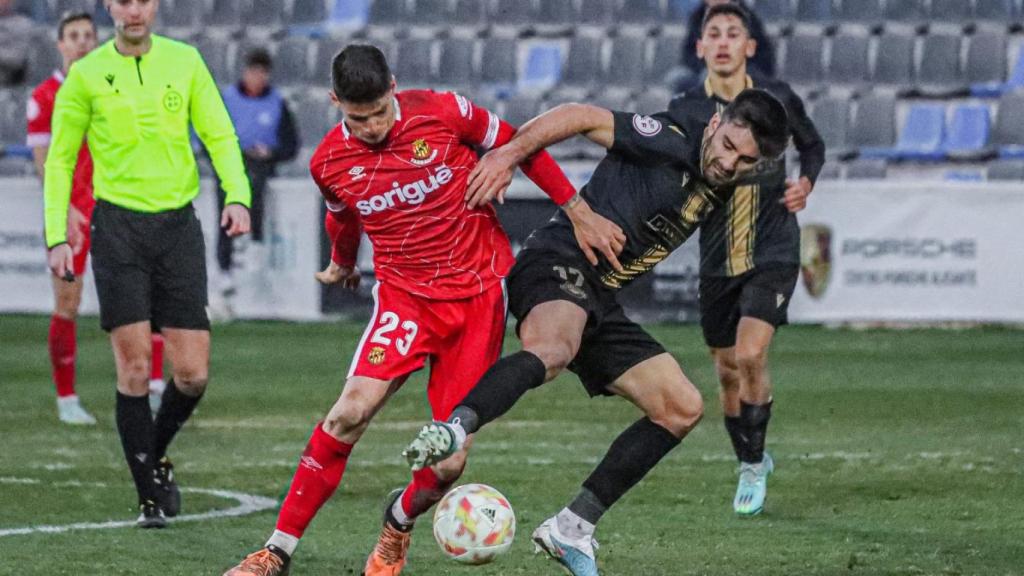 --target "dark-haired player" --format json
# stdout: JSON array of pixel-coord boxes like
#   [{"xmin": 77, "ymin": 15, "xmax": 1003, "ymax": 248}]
[
  {"xmin": 223, "ymin": 44, "xmax": 622, "ymax": 576},
  {"xmin": 405, "ymin": 89, "xmax": 791, "ymax": 575},
  {"xmin": 670, "ymin": 3, "xmax": 825, "ymax": 516}
]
